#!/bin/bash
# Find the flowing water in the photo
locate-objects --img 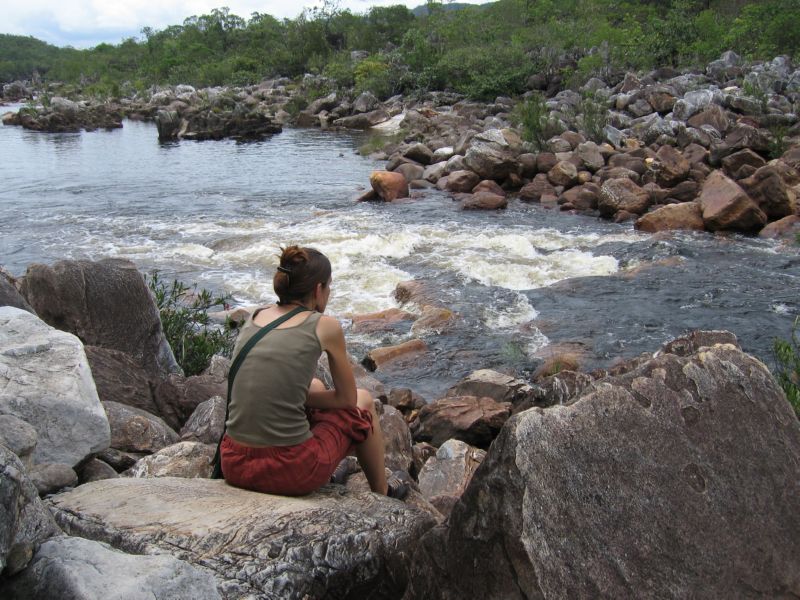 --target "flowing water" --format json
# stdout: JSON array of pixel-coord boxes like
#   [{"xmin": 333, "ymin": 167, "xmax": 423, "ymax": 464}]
[{"xmin": 2, "ymin": 109, "xmax": 798, "ymax": 399}]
